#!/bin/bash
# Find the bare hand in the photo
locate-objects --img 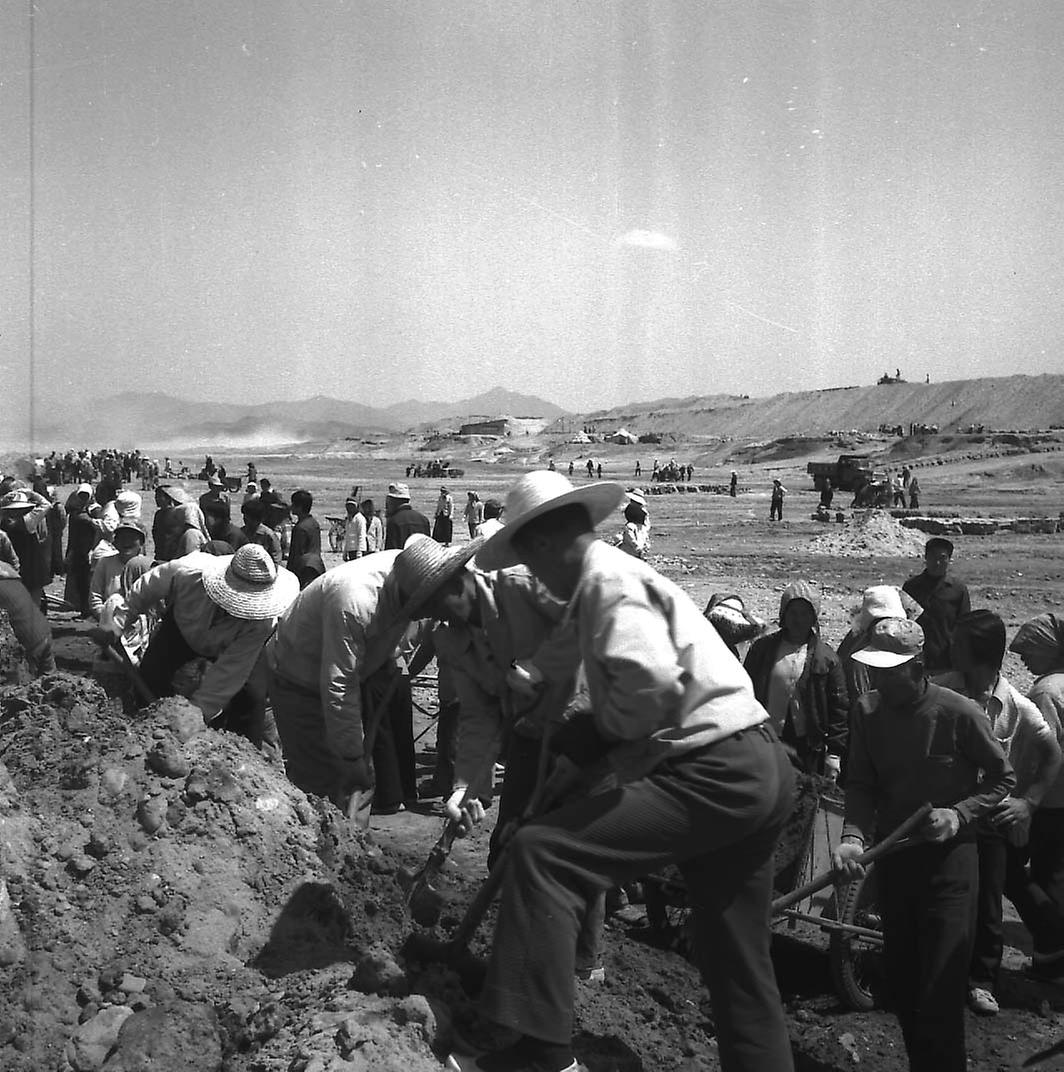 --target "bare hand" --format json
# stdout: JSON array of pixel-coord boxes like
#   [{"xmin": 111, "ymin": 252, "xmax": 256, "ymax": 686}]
[
  {"xmin": 832, "ymin": 841, "xmax": 866, "ymax": 879},
  {"xmin": 924, "ymin": 807, "xmax": 961, "ymax": 843},
  {"xmin": 445, "ymin": 788, "xmax": 486, "ymax": 837},
  {"xmin": 991, "ymin": 796, "xmax": 1032, "ymax": 829}
]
